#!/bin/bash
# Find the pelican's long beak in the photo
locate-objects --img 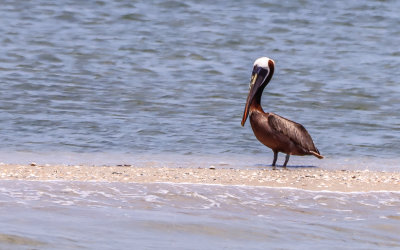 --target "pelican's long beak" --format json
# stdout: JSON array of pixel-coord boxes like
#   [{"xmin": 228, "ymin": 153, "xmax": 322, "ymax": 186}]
[{"xmin": 241, "ymin": 69, "xmax": 265, "ymax": 126}]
